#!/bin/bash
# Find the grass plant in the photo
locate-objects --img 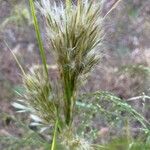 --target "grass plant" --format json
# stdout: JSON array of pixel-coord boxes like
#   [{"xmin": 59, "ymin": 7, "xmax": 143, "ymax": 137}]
[
  {"xmin": 36, "ymin": 0, "xmax": 103, "ymax": 126},
  {"xmin": 9, "ymin": 0, "xmax": 150, "ymax": 149}
]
